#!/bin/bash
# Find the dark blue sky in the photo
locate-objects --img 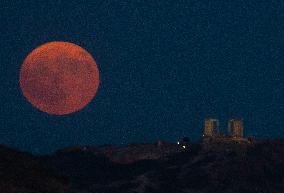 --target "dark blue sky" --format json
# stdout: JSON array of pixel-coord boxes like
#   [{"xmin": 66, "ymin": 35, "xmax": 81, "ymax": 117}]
[{"xmin": 0, "ymin": 0, "xmax": 283, "ymax": 154}]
